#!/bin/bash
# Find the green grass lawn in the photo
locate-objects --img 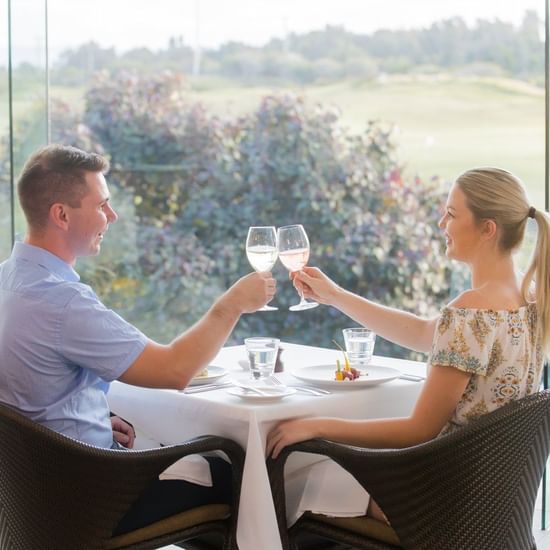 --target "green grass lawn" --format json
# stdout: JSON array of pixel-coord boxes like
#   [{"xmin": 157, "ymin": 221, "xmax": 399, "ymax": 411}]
[{"xmin": 186, "ymin": 74, "xmax": 546, "ymax": 206}]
